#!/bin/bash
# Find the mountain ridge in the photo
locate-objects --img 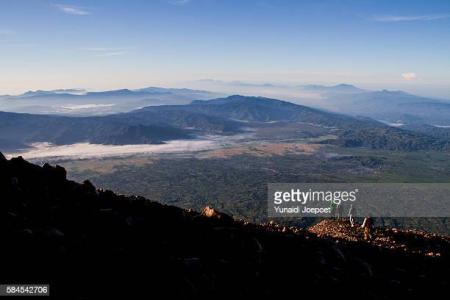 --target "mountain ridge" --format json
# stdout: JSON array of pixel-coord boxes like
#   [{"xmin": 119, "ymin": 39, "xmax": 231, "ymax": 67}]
[
  {"xmin": 2, "ymin": 95, "xmax": 450, "ymax": 152},
  {"xmin": 0, "ymin": 86, "xmax": 221, "ymax": 116}
]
